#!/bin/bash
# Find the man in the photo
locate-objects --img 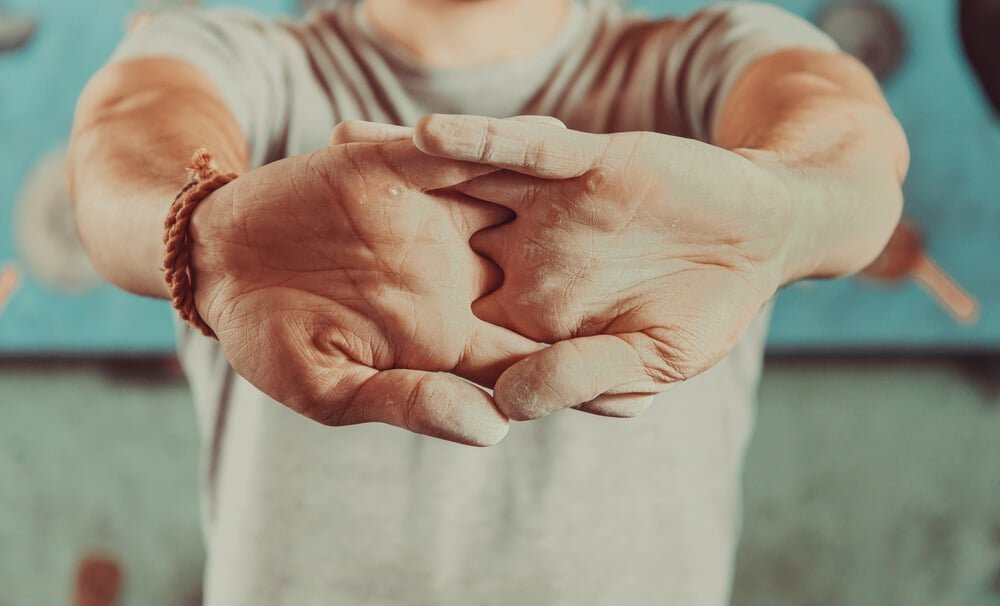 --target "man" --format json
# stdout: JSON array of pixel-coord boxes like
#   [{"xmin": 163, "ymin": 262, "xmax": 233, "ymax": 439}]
[{"xmin": 67, "ymin": 0, "xmax": 908, "ymax": 604}]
